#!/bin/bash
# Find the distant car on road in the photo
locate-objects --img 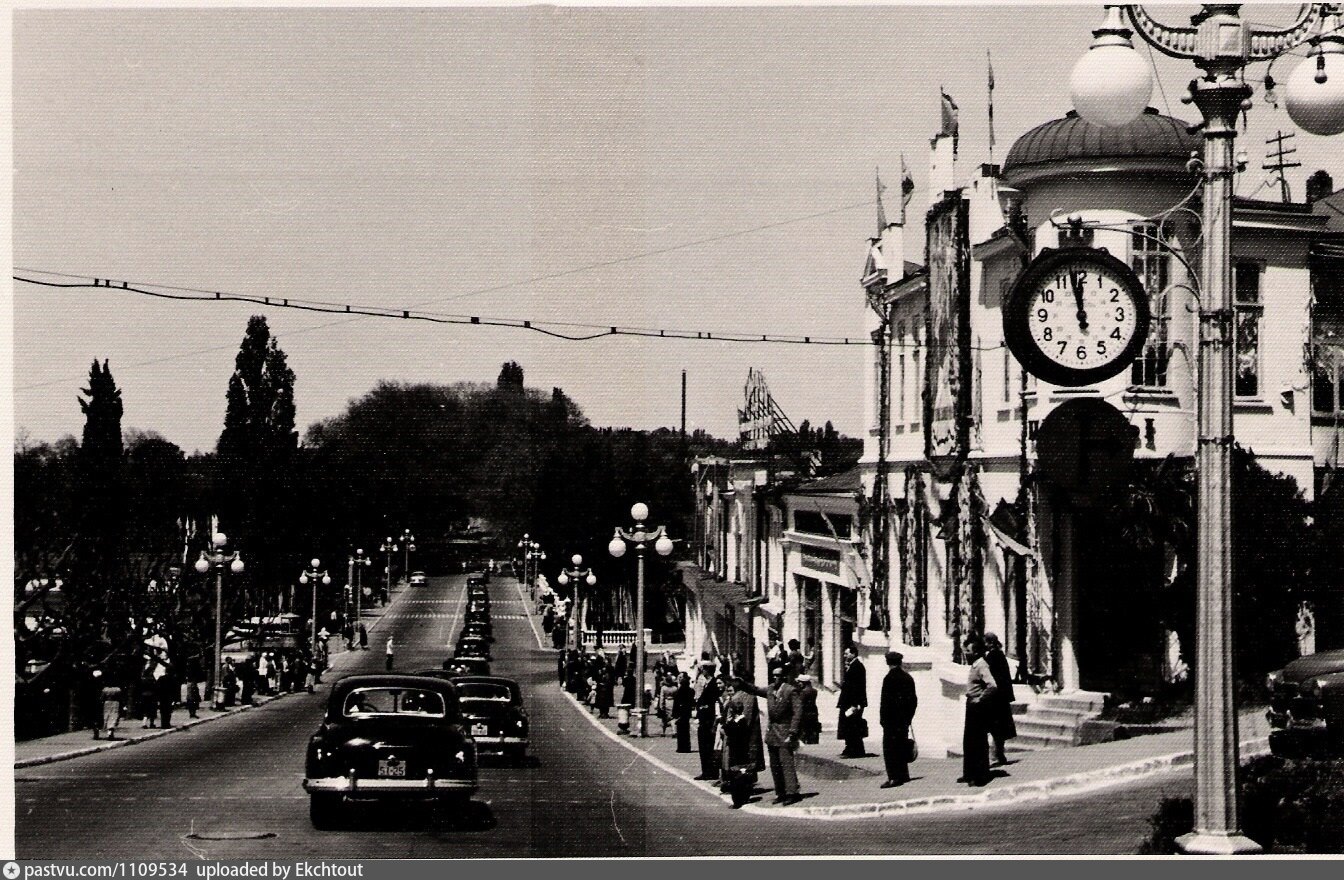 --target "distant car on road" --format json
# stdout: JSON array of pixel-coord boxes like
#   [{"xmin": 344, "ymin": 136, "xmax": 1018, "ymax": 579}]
[
  {"xmin": 454, "ymin": 676, "xmax": 529, "ymax": 763},
  {"xmin": 1267, "ymin": 648, "xmax": 1344, "ymax": 756},
  {"xmin": 442, "ymin": 657, "xmax": 491, "ymax": 678},
  {"xmin": 302, "ymin": 674, "xmax": 477, "ymax": 829},
  {"xmin": 455, "ymin": 635, "xmax": 492, "ymax": 661},
  {"xmin": 409, "ymin": 571, "xmax": 428, "ymax": 587},
  {"xmin": 466, "ymin": 607, "xmax": 490, "ymax": 627},
  {"xmin": 461, "ymin": 620, "xmax": 493, "ymax": 642}
]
